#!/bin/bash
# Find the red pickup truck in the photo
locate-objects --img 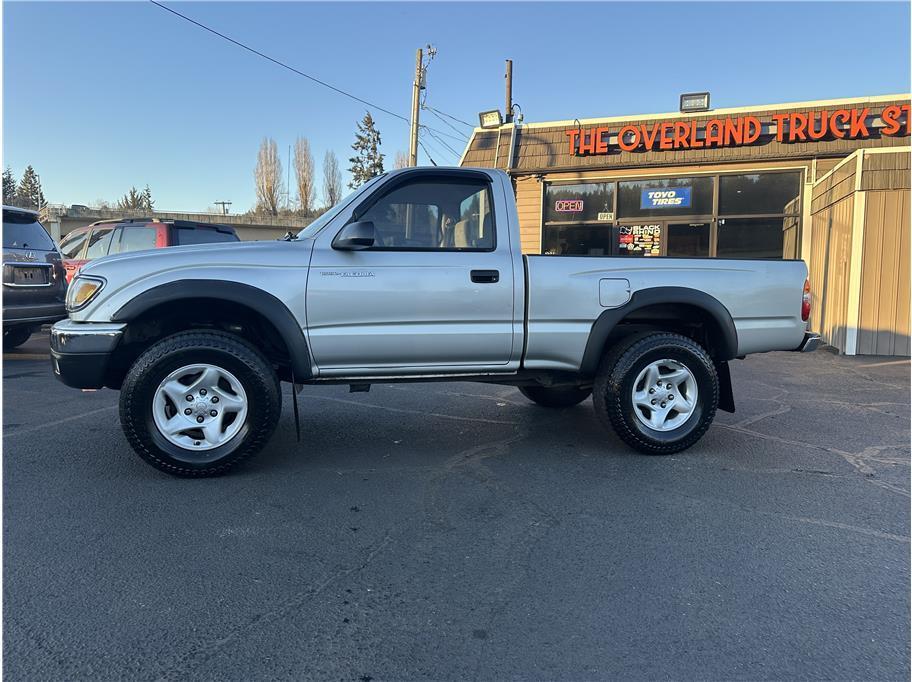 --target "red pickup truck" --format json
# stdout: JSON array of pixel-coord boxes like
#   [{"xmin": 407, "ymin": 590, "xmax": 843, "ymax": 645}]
[{"xmin": 57, "ymin": 218, "xmax": 239, "ymax": 283}]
